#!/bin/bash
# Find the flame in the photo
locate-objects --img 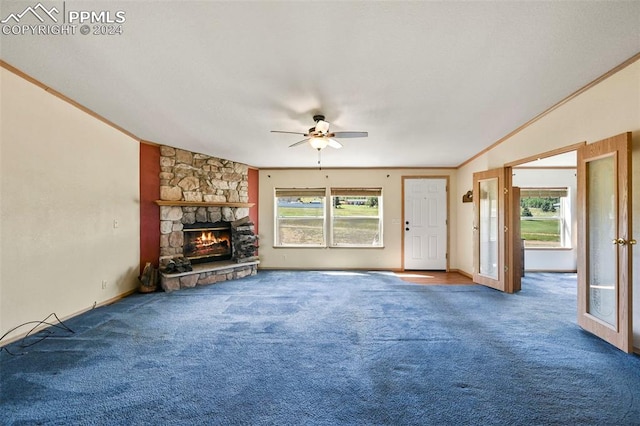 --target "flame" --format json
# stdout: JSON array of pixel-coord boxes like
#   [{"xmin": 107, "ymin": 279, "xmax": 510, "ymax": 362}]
[{"xmin": 198, "ymin": 231, "xmax": 219, "ymax": 247}]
